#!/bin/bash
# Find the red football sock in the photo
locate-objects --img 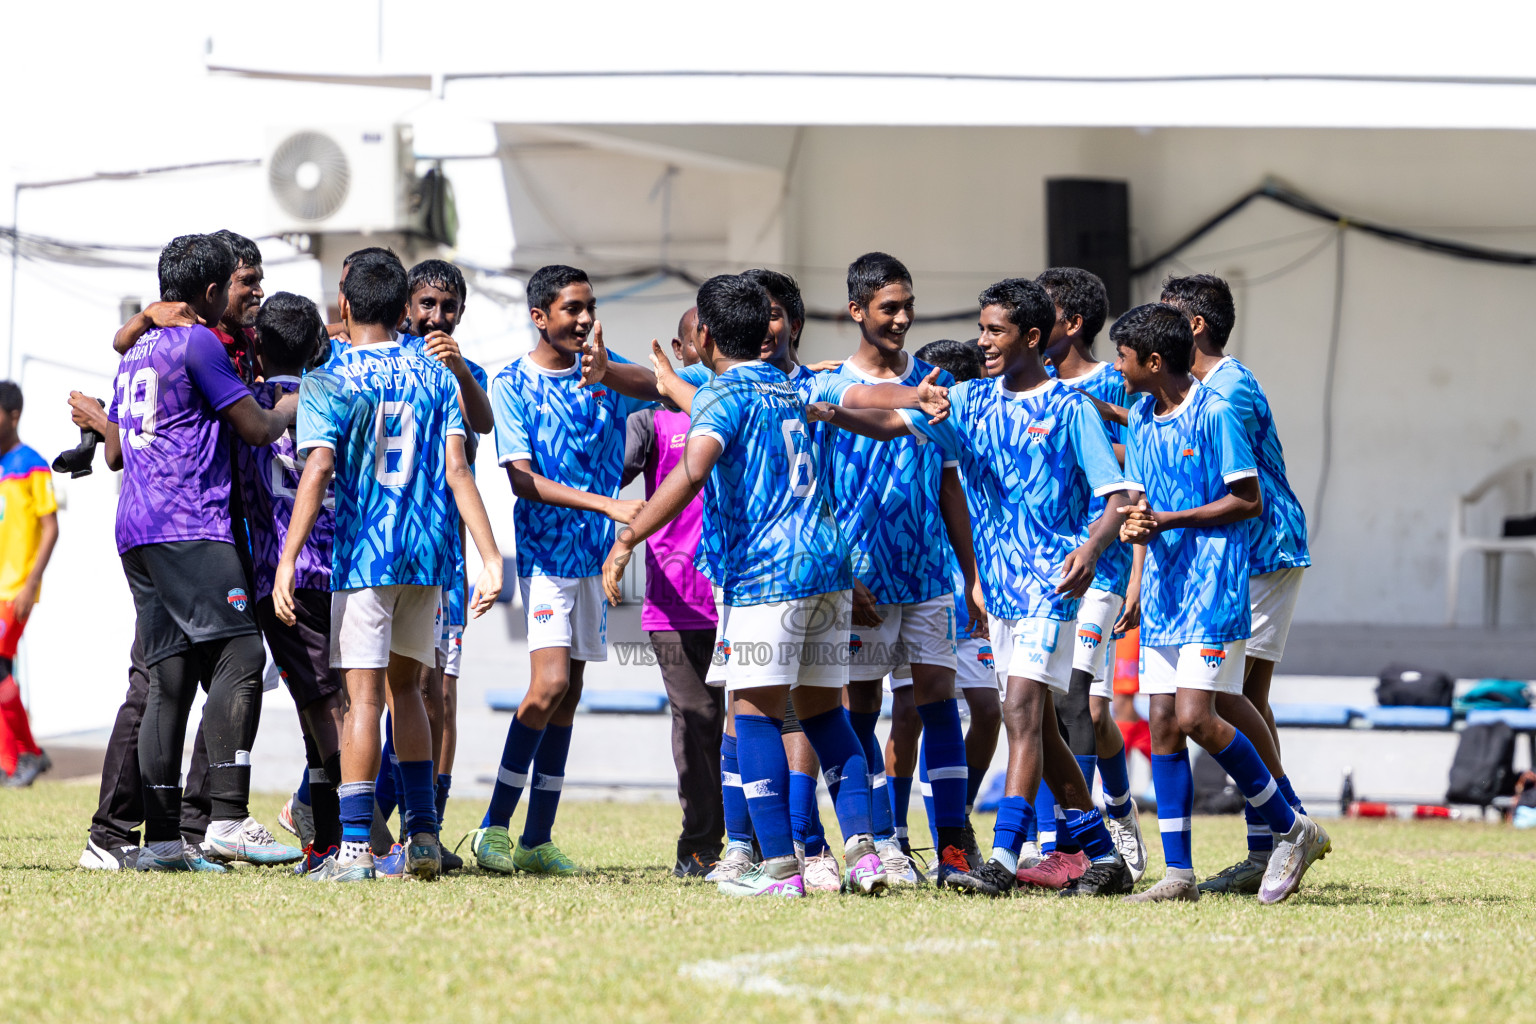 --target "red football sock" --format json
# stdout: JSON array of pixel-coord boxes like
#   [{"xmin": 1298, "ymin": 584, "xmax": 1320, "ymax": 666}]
[{"xmin": 0, "ymin": 675, "xmax": 41, "ymax": 772}]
